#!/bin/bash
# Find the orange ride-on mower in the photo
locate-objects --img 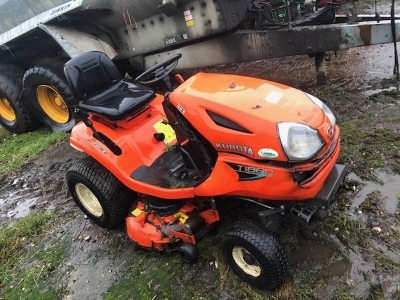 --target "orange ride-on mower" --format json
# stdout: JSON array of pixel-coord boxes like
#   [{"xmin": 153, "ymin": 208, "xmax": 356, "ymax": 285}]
[{"xmin": 64, "ymin": 51, "xmax": 346, "ymax": 291}]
